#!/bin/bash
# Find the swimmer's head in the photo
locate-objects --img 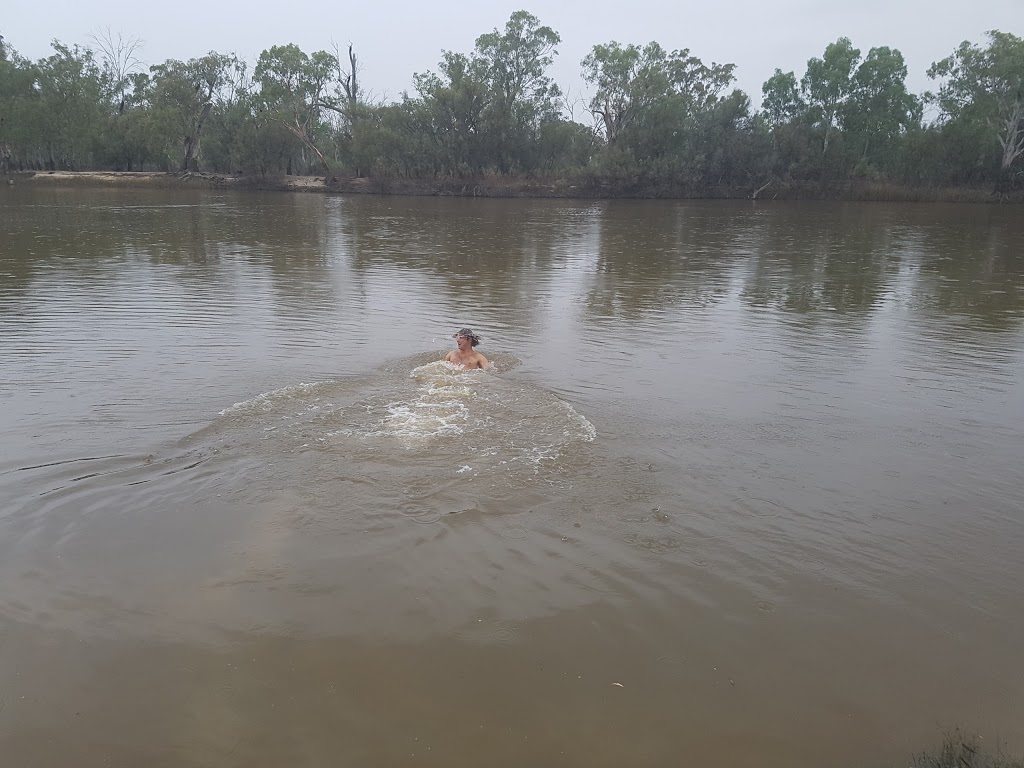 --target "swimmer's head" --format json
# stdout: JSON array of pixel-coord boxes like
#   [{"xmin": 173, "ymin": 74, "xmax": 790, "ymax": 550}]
[{"xmin": 454, "ymin": 328, "xmax": 481, "ymax": 347}]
